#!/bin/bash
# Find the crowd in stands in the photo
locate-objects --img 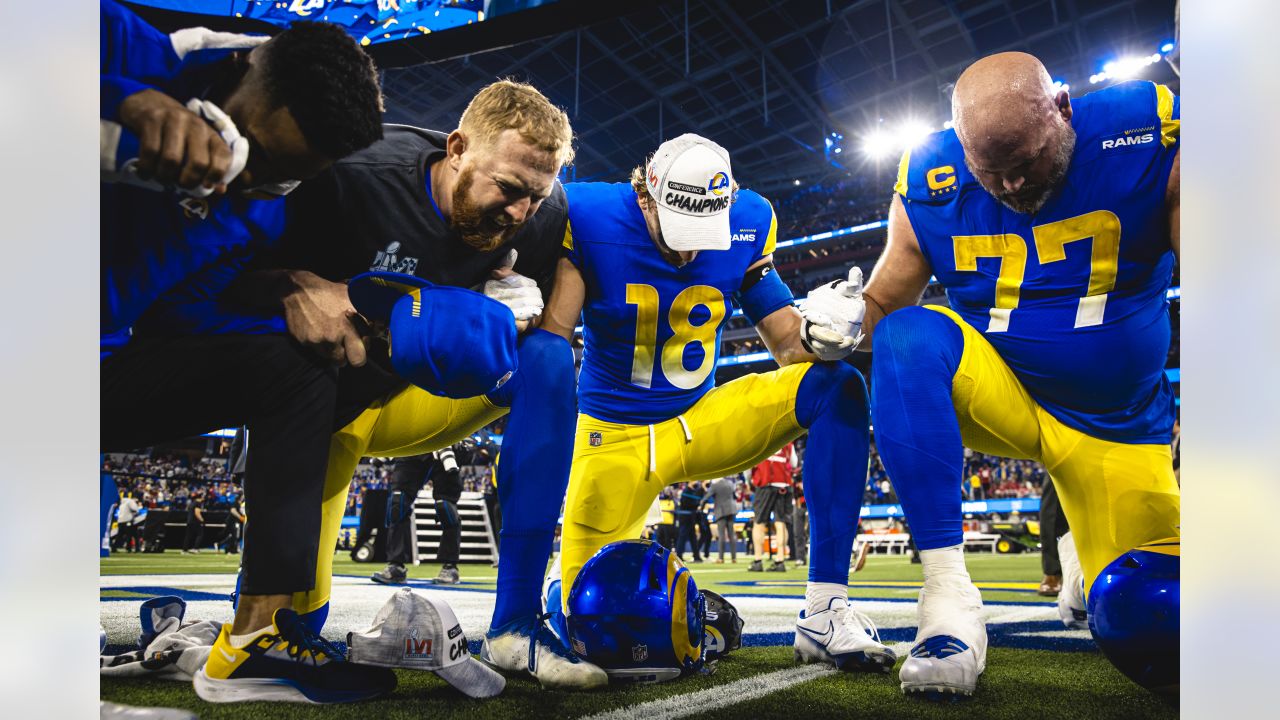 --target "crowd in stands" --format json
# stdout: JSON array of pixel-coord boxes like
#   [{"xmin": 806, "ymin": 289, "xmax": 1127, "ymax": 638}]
[
  {"xmin": 104, "ymin": 454, "xmax": 239, "ymax": 510},
  {"xmin": 773, "ymin": 177, "xmax": 891, "ymax": 240}
]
